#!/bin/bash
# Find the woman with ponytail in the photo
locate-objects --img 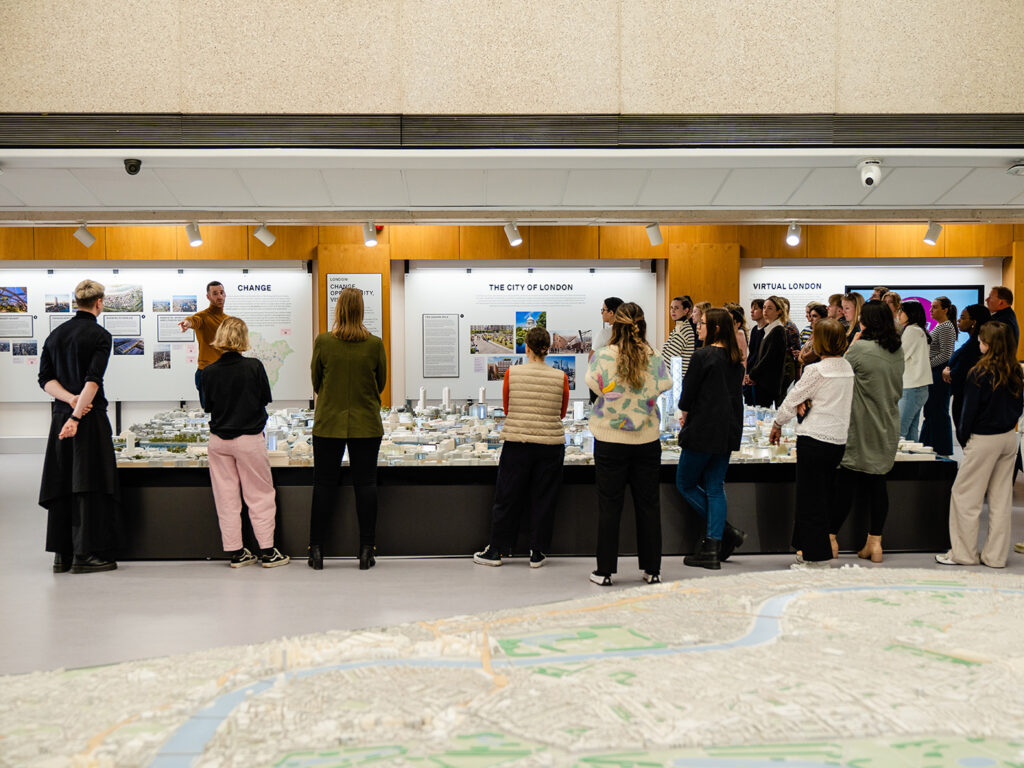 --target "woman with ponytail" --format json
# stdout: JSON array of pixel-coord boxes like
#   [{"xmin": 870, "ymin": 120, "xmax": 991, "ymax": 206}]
[
  {"xmin": 920, "ymin": 295, "xmax": 957, "ymax": 456},
  {"xmin": 937, "ymin": 321, "xmax": 1023, "ymax": 568},
  {"xmin": 585, "ymin": 302, "xmax": 673, "ymax": 586}
]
